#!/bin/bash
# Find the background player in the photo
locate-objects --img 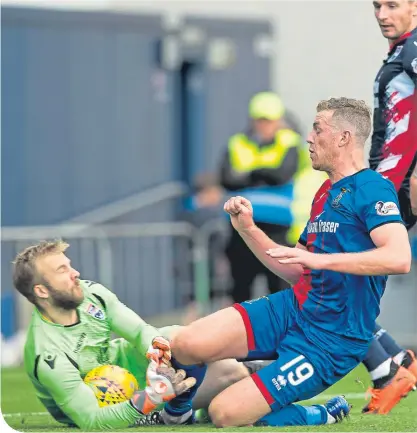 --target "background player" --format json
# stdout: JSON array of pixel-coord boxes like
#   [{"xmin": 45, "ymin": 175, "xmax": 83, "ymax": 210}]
[
  {"xmin": 13, "ymin": 240, "xmax": 249, "ymax": 430},
  {"xmin": 163, "ymin": 97, "xmax": 412, "ymax": 428},
  {"xmin": 361, "ymin": 0, "xmax": 417, "ymax": 413}
]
